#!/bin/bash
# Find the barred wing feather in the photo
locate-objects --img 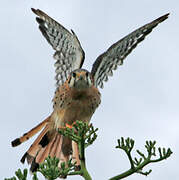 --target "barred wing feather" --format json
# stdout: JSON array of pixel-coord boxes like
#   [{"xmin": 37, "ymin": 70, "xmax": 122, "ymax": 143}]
[
  {"xmin": 91, "ymin": 13, "xmax": 169, "ymax": 88},
  {"xmin": 32, "ymin": 8, "xmax": 85, "ymax": 87}
]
